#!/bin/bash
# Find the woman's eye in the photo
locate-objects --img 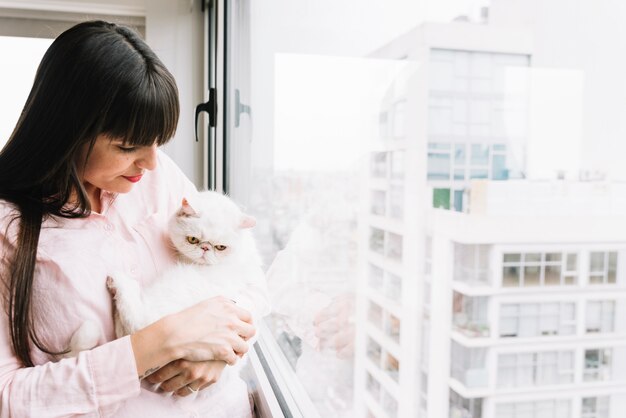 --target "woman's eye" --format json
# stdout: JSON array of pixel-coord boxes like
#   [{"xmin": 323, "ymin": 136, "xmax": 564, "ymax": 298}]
[
  {"xmin": 215, "ymin": 245, "xmax": 227, "ymax": 251},
  {"xmin": 117, "ymin": 146, "xmax": 137, "ymax": 153},
  {"xmin": 186, "ymin": 236, "xmax": 200, "ymax": 244}
]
